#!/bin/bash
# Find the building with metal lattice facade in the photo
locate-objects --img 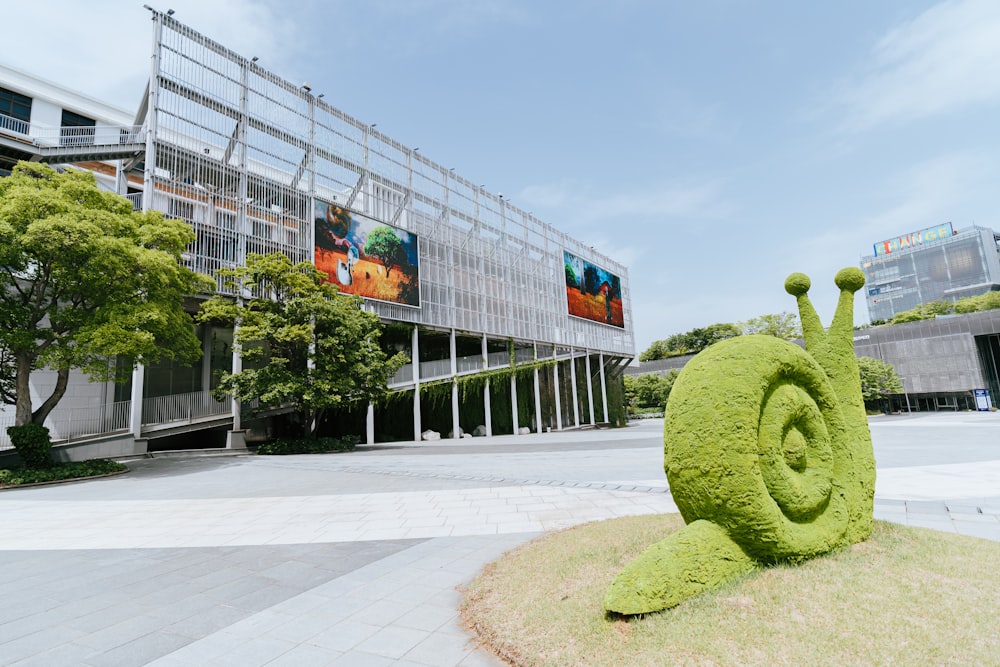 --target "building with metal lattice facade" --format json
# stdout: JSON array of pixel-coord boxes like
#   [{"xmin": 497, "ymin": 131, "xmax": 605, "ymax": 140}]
[{"xmin": 0, "ymin": 11, "xmax": 634, "ymax": 458}]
